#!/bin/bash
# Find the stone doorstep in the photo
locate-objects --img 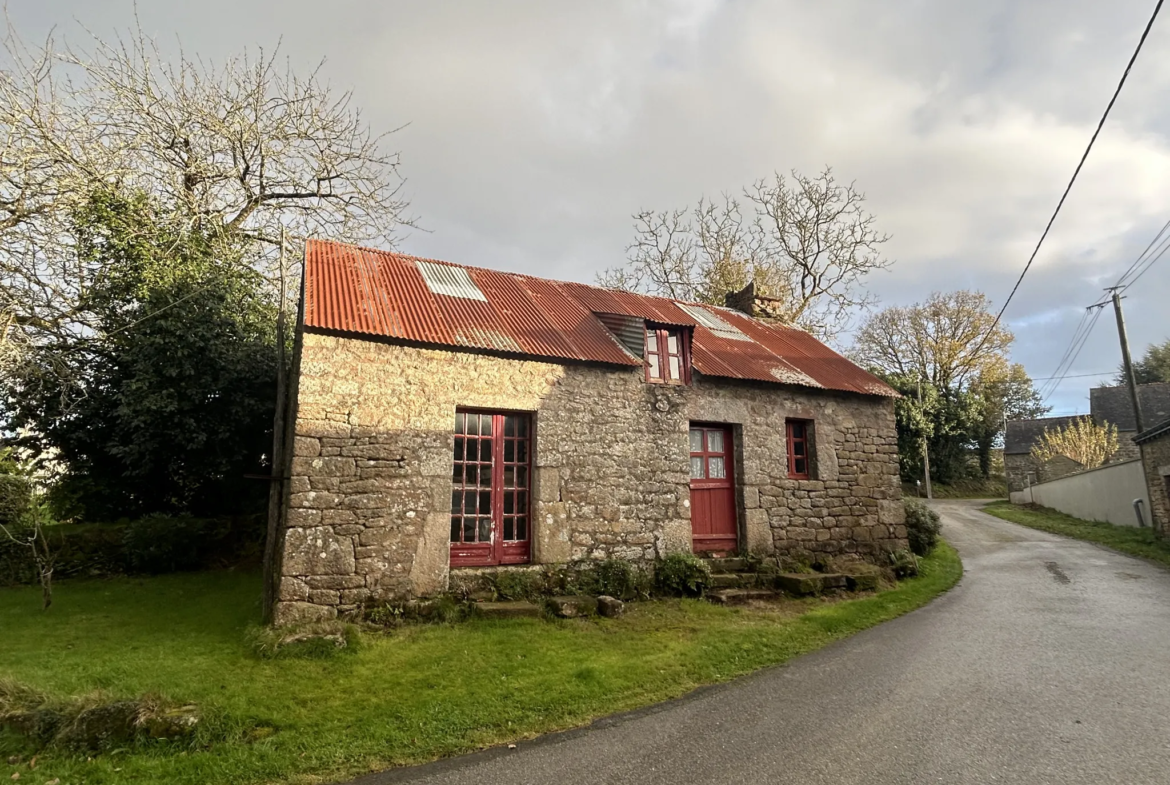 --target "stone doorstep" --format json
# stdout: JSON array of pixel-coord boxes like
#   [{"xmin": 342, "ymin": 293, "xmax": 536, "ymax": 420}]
[
  {"xmin": 702, "ymin": 556, "xmax": 750, "ymax": 573},
  {"xmin": 845, "ymin": 573, "xmax": 879, "ymax": 592},
  {"xmin": 709, "ymin": 573, "xmax": 761, "ymax": 590},
  {"xmin": 546, "ymin": 595, "xmax": 599, "ymax": 619},
  {"xmin": 474, "ymin": 600, "xmax": 543, "ymax": 620},
  {"xmin": 708, "ymin": 588, "xmax": 785, "ymax": 606}
]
